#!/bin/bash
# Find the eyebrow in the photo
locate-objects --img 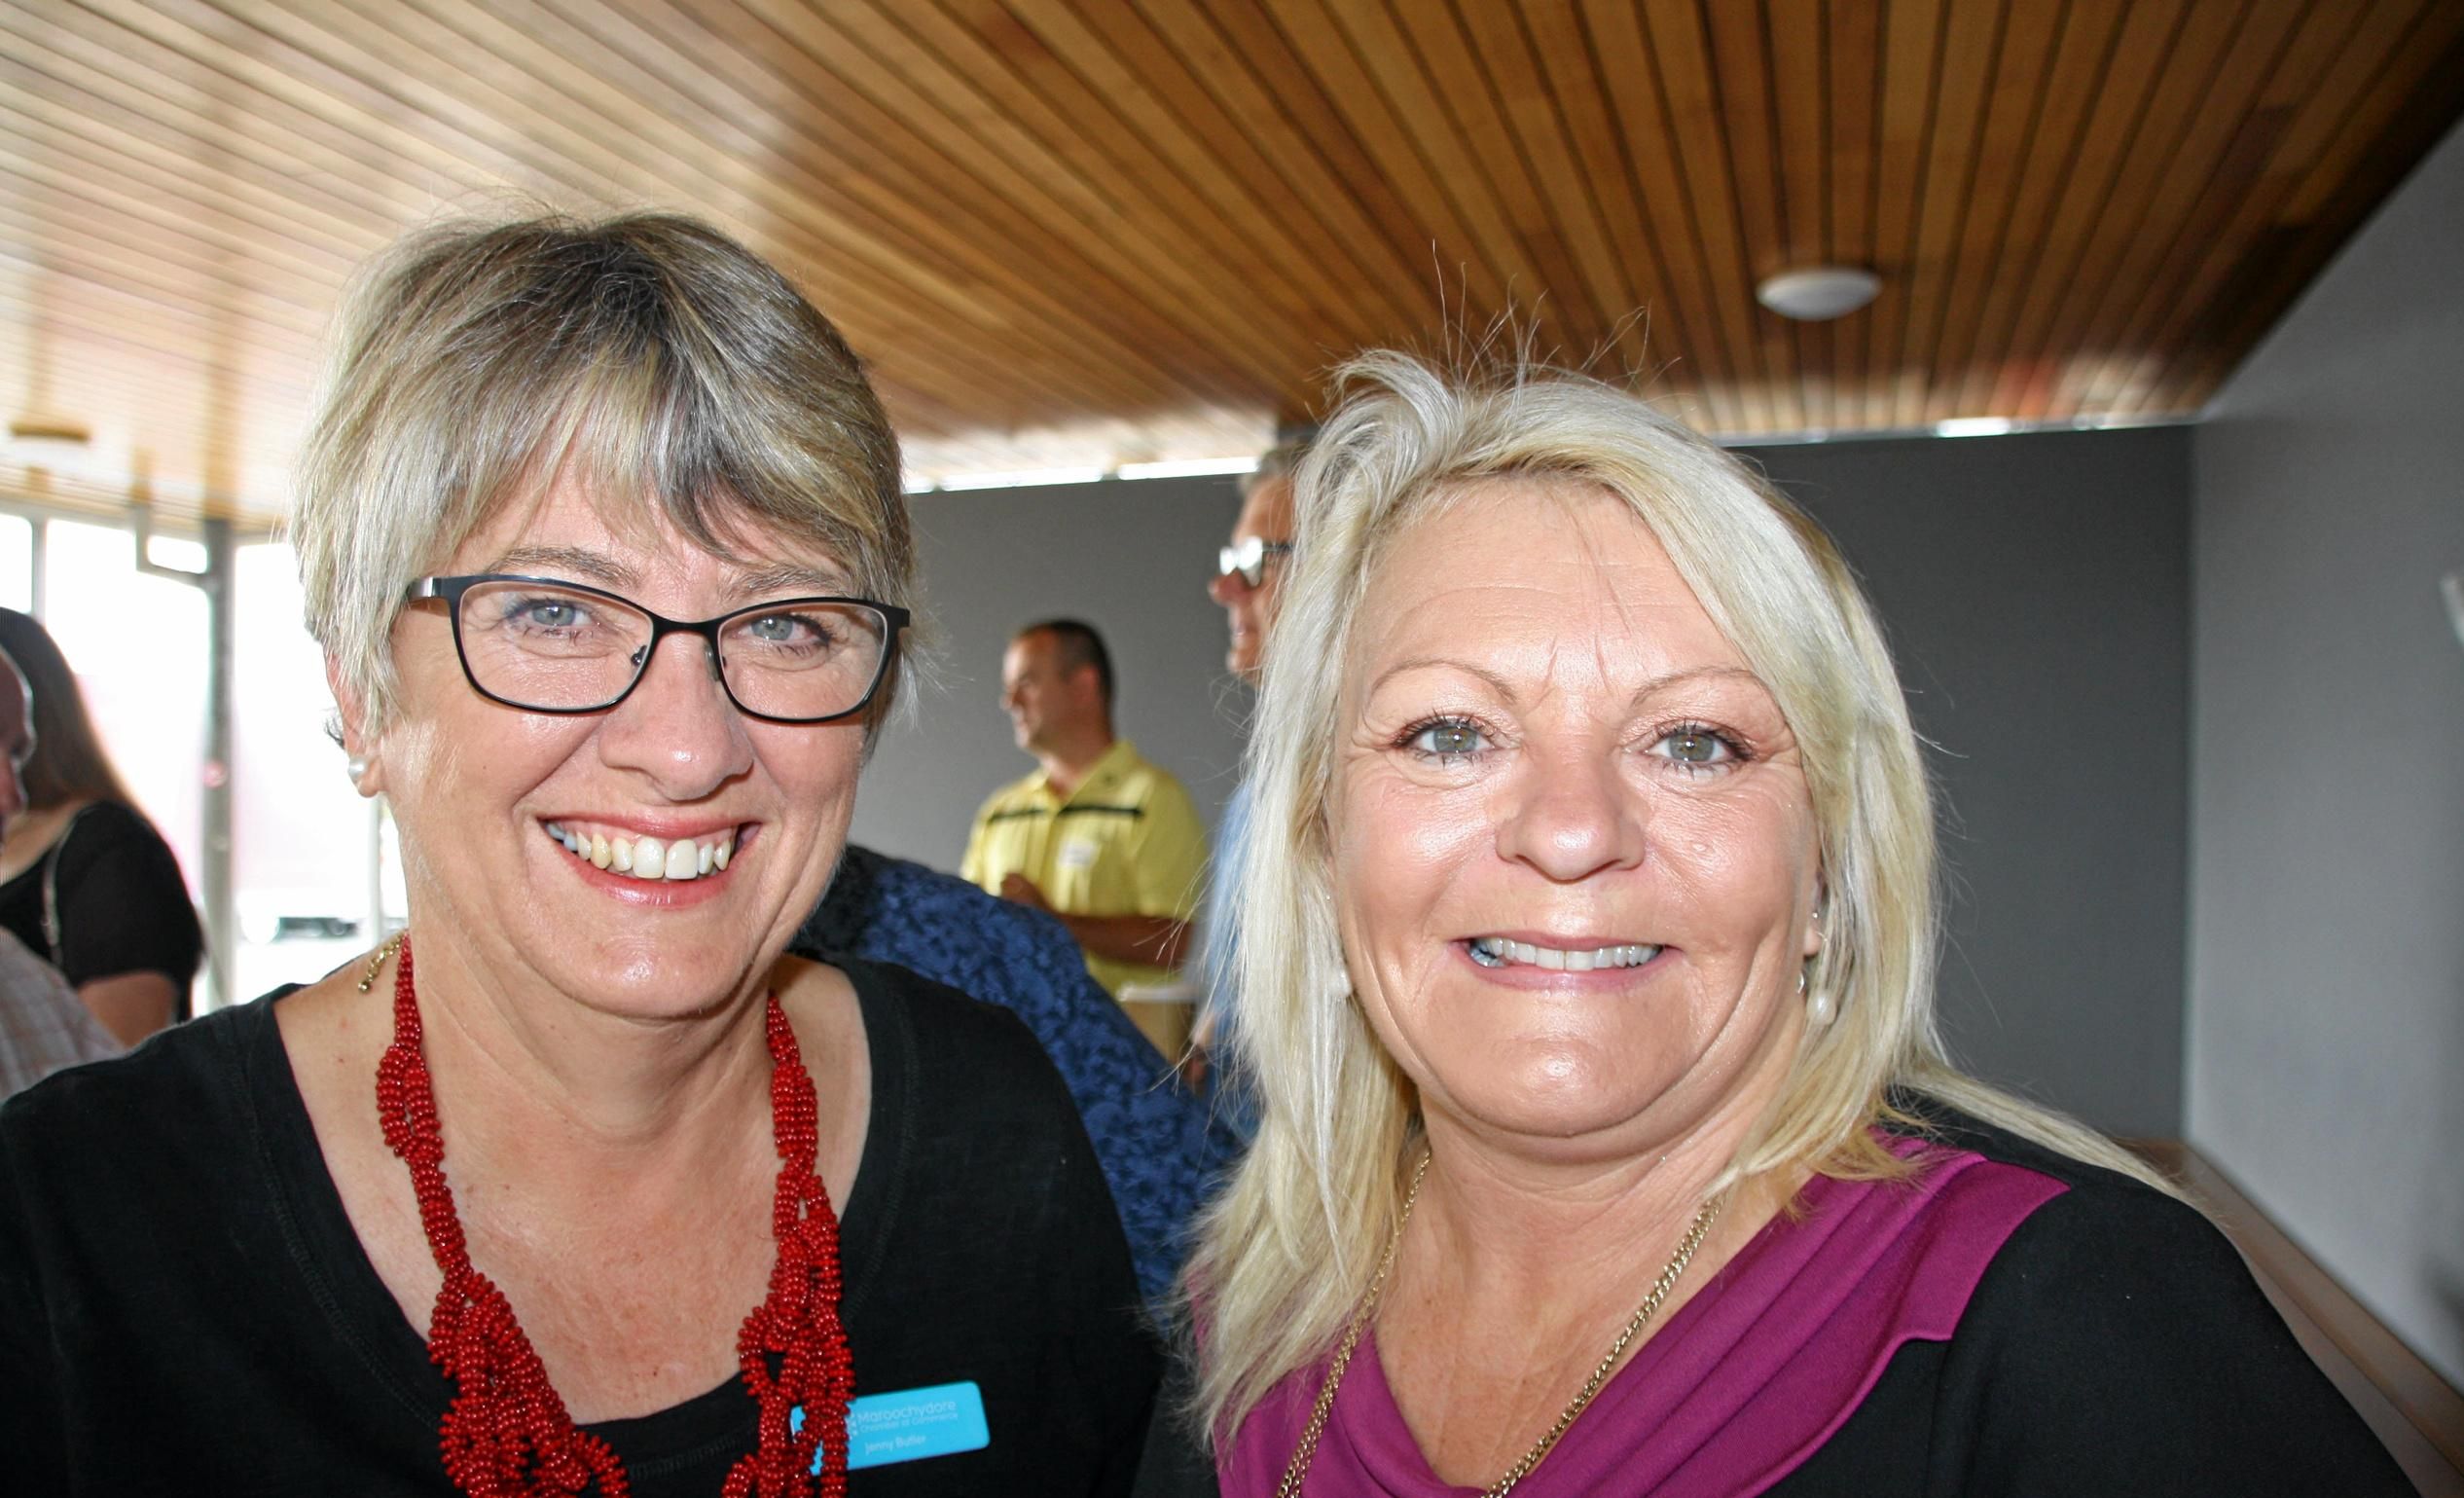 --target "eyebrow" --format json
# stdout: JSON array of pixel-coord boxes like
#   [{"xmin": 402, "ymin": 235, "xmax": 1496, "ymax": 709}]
[
  {"xmin": 730, "ymin": 561, "xmax": 854, "ymax": 599},
  {"xmin": 488, "ymin": 545, "xmax": 637, "ymax": 589},
  {"xmin": 478, "ymin": 549, "xmax": 852, "ymax": 601},
  {"xmin": 1367, "ymin": 658, "xmax": 1763, "ymax": 703}
]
